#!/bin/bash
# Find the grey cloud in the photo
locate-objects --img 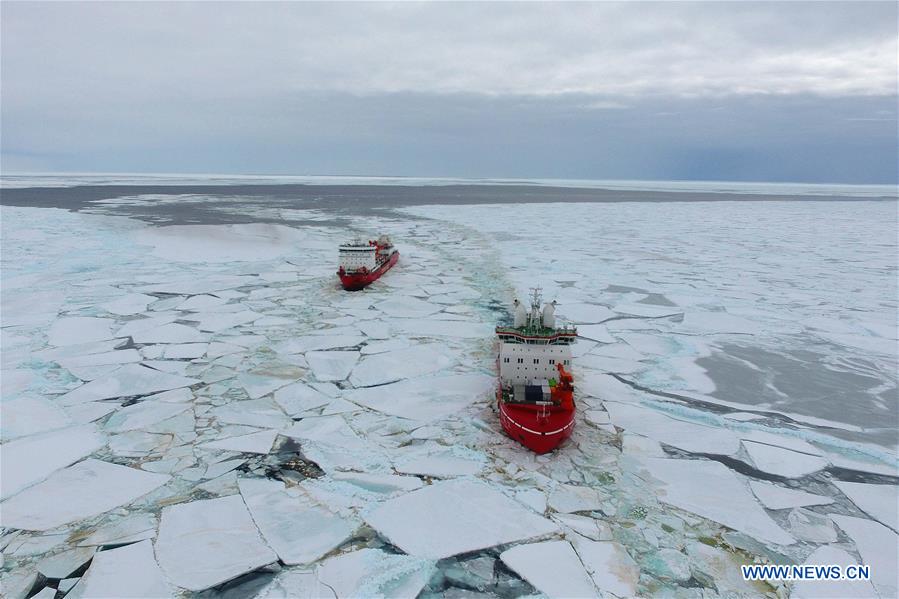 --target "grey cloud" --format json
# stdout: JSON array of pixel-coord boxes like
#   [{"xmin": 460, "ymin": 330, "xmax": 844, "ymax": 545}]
[{"xmin": 1, "ymin": 2, "xmax": 896, "ymax": 181}]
